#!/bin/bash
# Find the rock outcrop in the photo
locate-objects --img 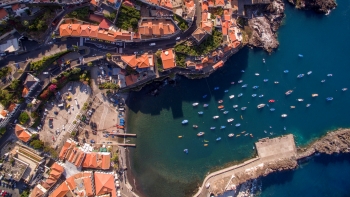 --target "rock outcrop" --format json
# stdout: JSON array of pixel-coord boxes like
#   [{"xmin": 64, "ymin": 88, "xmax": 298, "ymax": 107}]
[{"xmin": 288, "ymin": 0, "xmax": 336, "ymax": 13}]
